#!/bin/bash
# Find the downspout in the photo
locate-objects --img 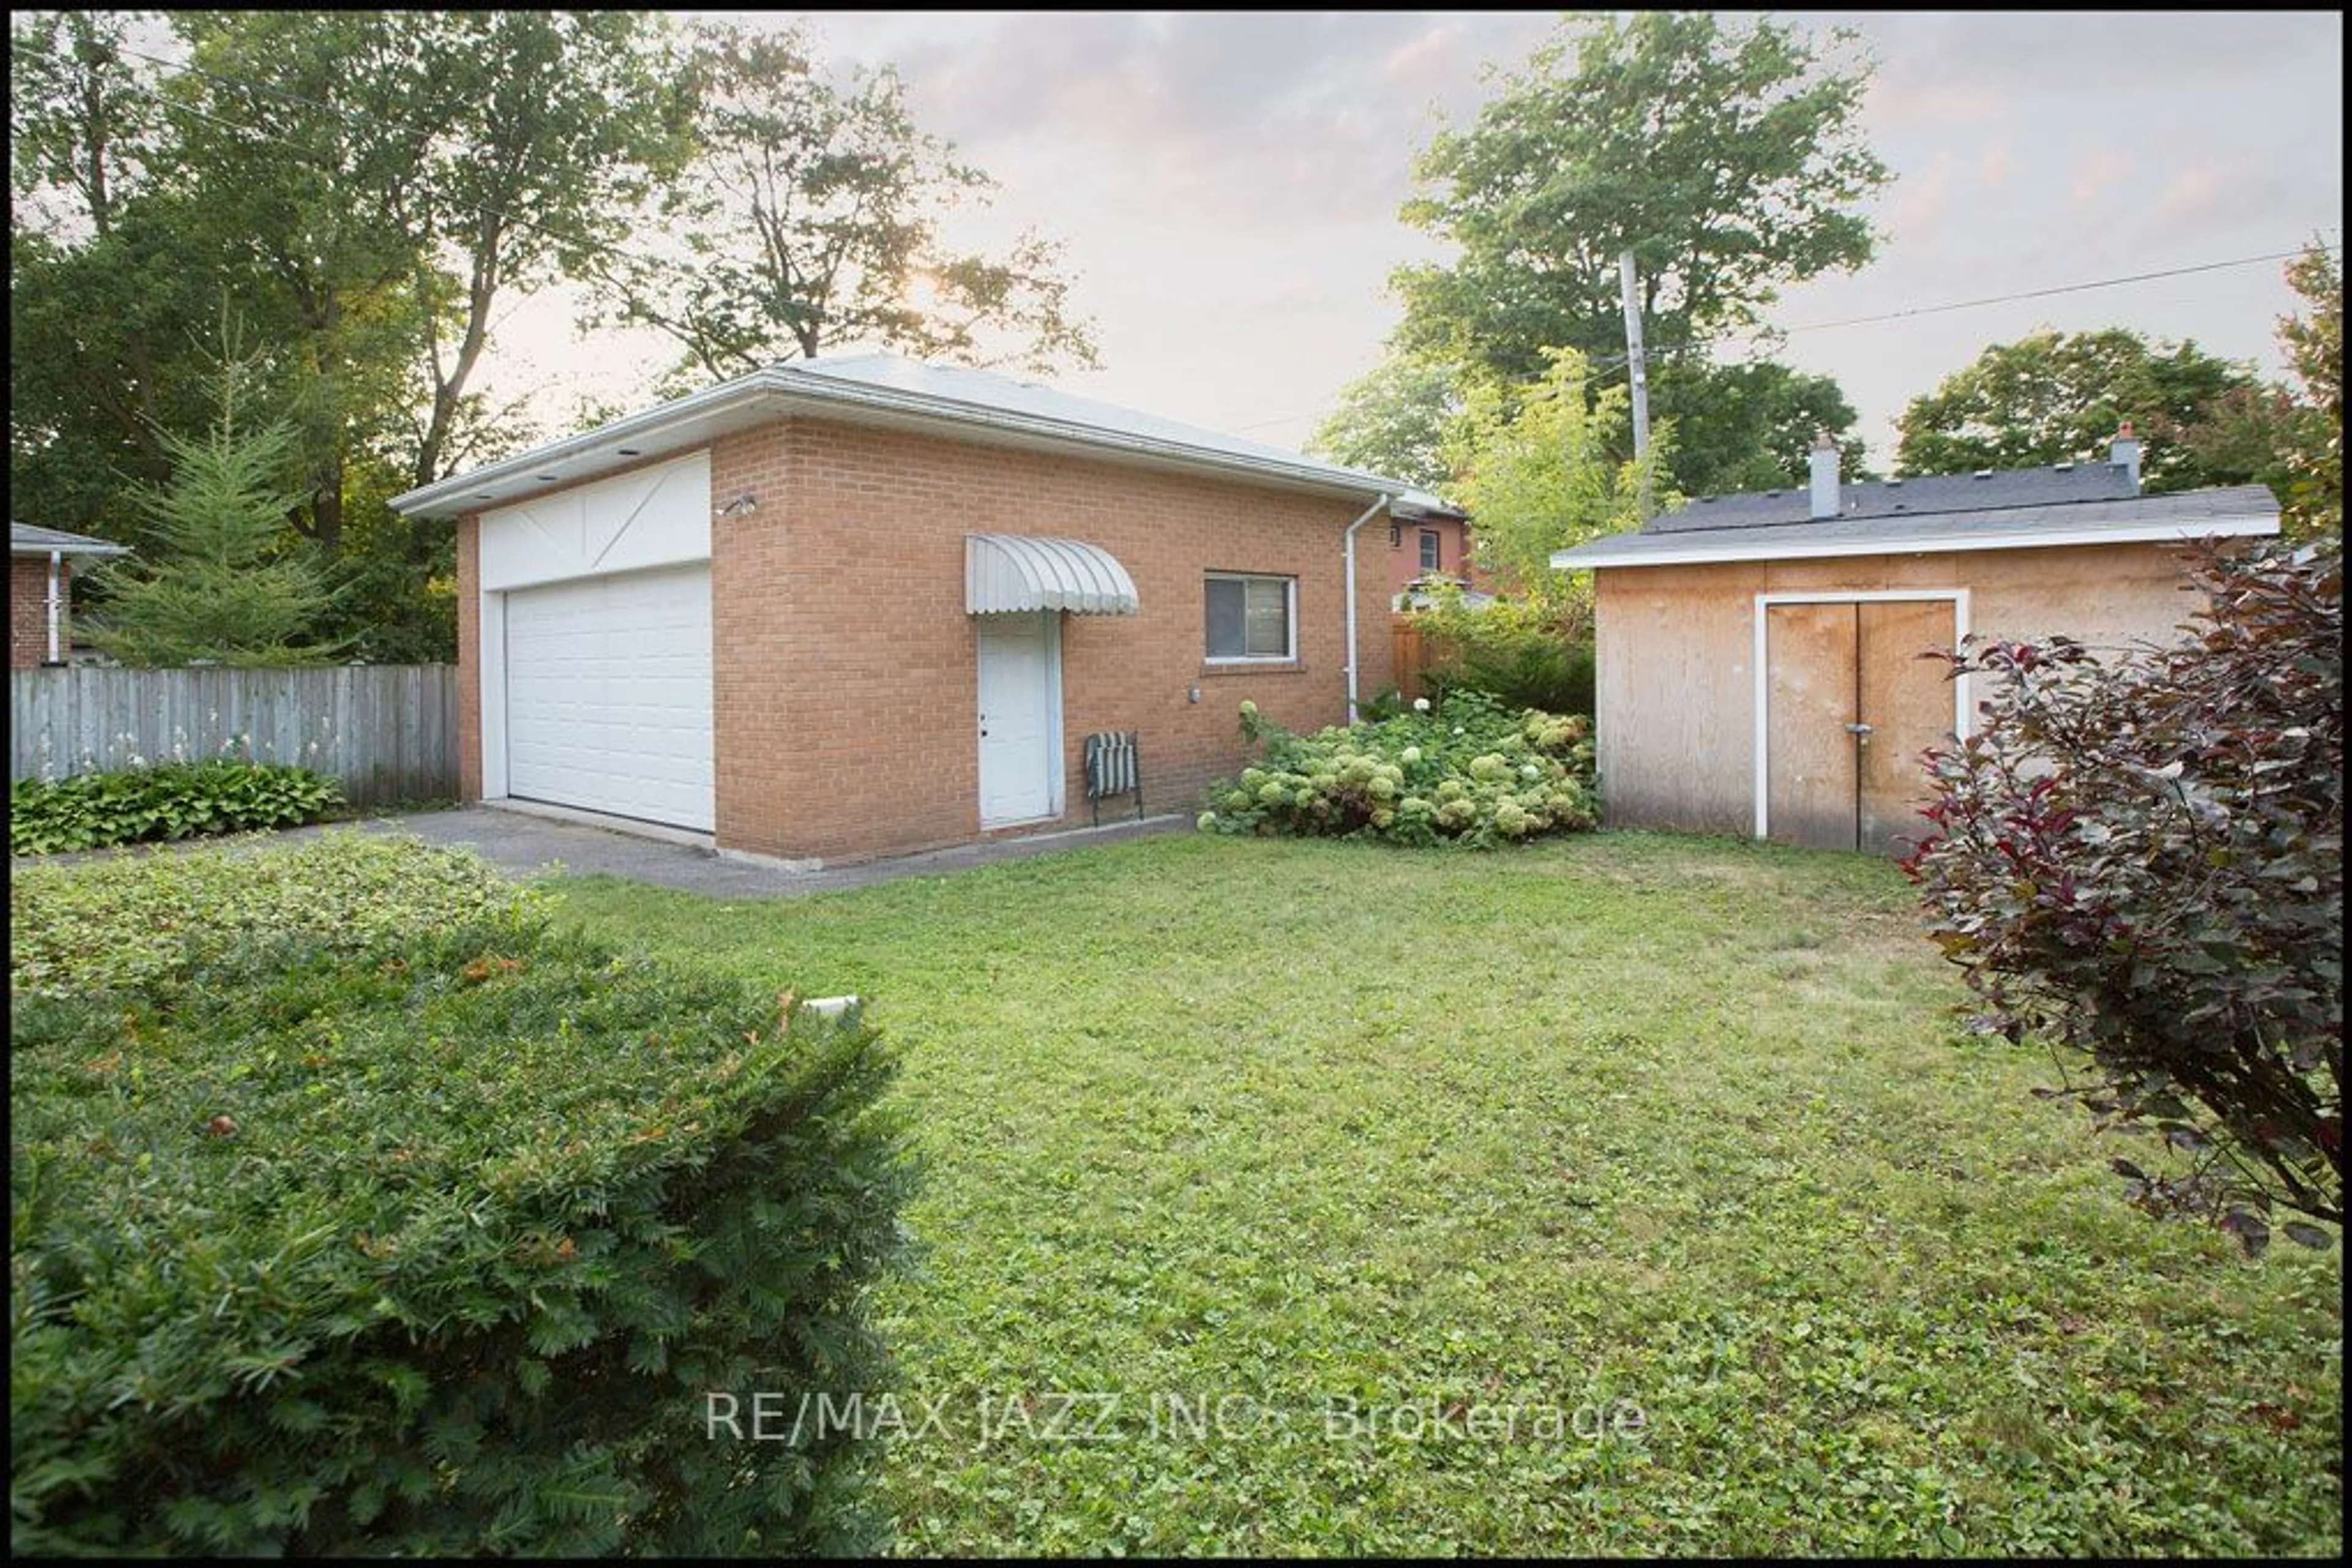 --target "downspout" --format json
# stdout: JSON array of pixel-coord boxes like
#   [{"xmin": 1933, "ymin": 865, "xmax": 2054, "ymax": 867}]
[
  {"xmin": 1342, "ymin": 493, "xmax": 1392, "ymax": 723},
  {"xmin": 45, "ymin": 551, "xmax": 64, "ymax": 665}
]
